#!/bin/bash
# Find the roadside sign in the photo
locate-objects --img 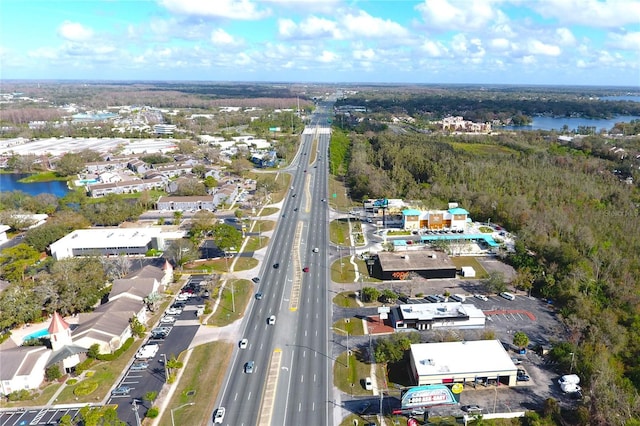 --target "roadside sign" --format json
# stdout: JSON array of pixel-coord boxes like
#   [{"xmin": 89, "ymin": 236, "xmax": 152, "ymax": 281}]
[{"xmin": 332, "ymin": 193, "xmax": 337, "ymax": 198}]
